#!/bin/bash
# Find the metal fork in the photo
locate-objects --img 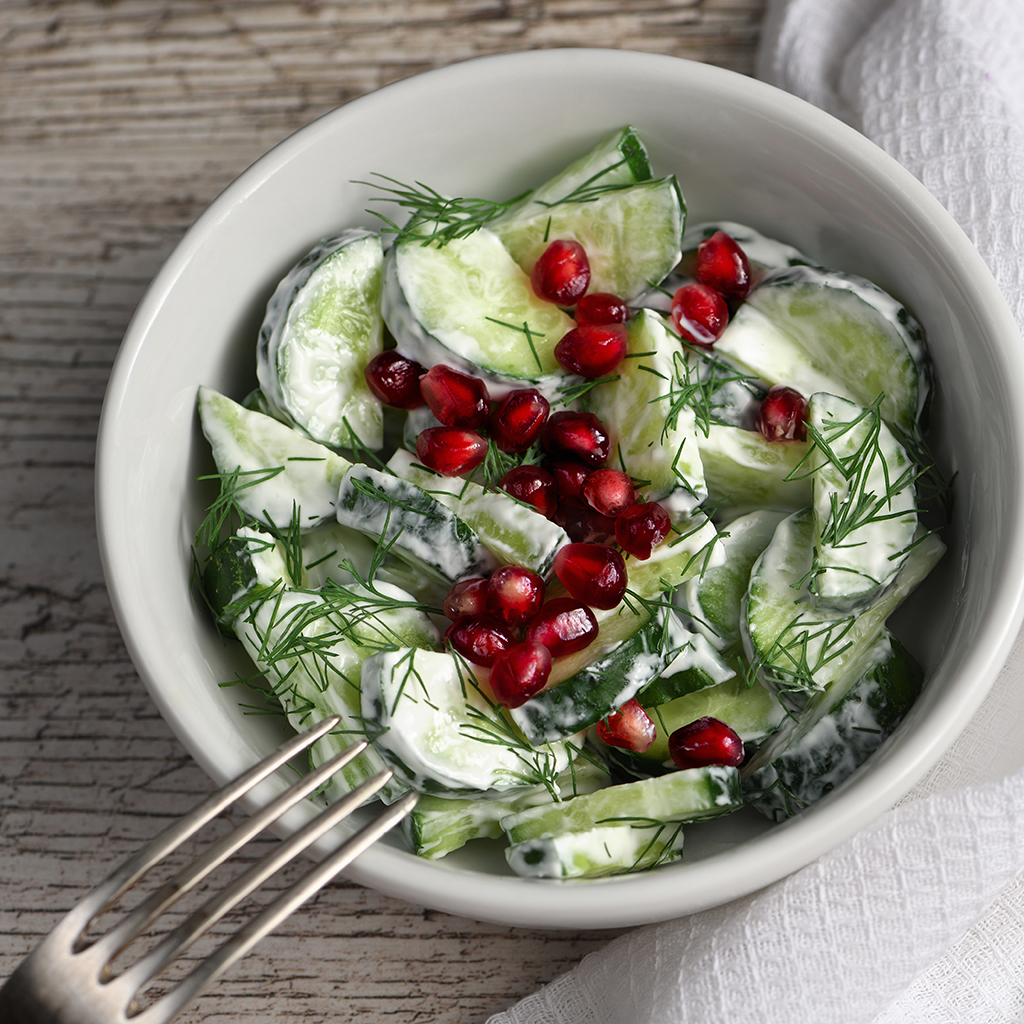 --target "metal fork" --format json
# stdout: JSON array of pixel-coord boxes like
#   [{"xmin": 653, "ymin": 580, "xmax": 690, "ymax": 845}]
[{"xmin": 0, "ymin": 716, "xmax": 417, "ymax": 1024}]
